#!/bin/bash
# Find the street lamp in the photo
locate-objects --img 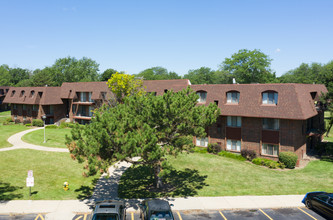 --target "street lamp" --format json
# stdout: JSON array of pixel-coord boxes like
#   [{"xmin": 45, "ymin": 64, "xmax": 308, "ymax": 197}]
[{"xmin": 42, "ymin": 115, "xmax": 46, "ymax": 143}]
